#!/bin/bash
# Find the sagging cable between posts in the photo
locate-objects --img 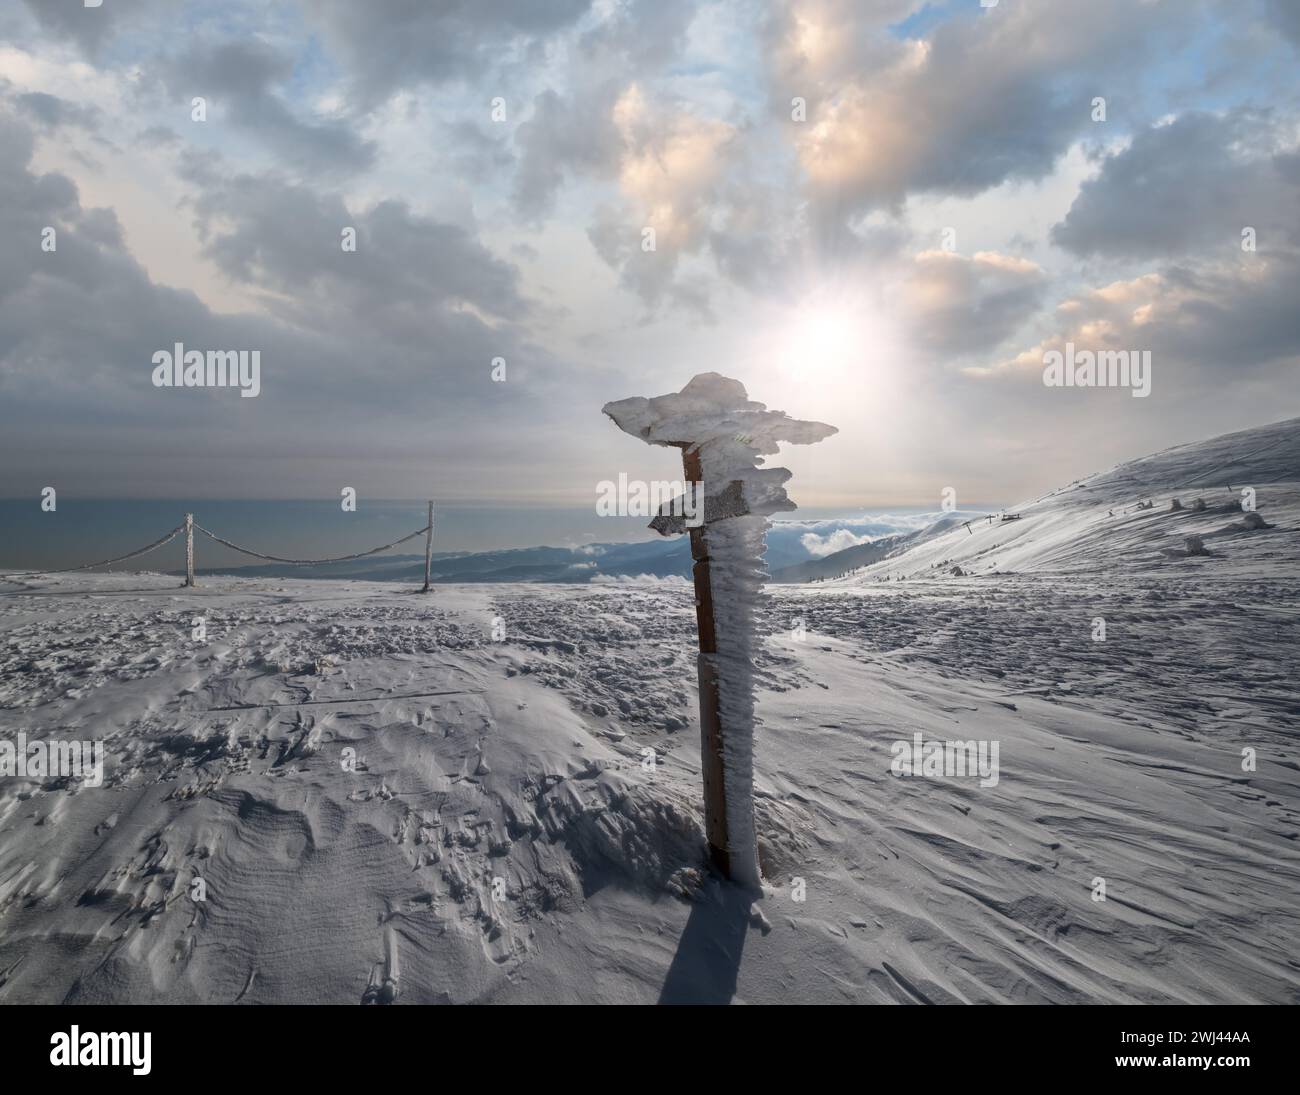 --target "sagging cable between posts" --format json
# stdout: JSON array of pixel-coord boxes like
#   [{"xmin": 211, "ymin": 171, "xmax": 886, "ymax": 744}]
[
  {"xmin": 191, "ymin": 521, "xmax": 431, "ymax": 566},
  {"xmin": 7, "ymin": 508, "xmax": 436, "ymax": 586},
  {"xmin": 8, "ymin": 523, "xmax": 186, "ymax": 577}
]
